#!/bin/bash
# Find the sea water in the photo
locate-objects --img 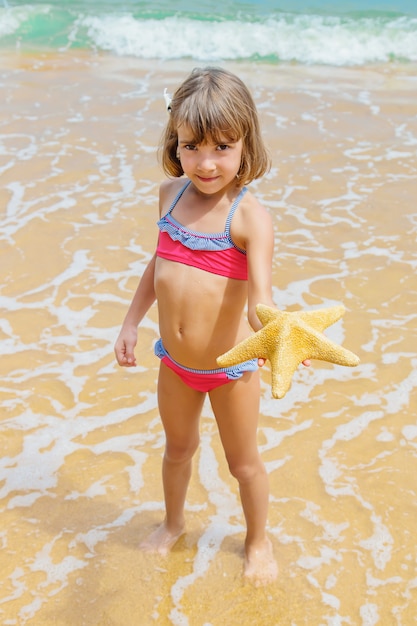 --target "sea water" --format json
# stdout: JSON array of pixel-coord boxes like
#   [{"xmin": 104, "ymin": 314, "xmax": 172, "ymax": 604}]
[
  {"xmin": 1, "ymin": 0, "xmax": 417, "ymax": 65},
  {"xmin": 1, "ymin": 2, "xmax": 417, "ymax": 625}
]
